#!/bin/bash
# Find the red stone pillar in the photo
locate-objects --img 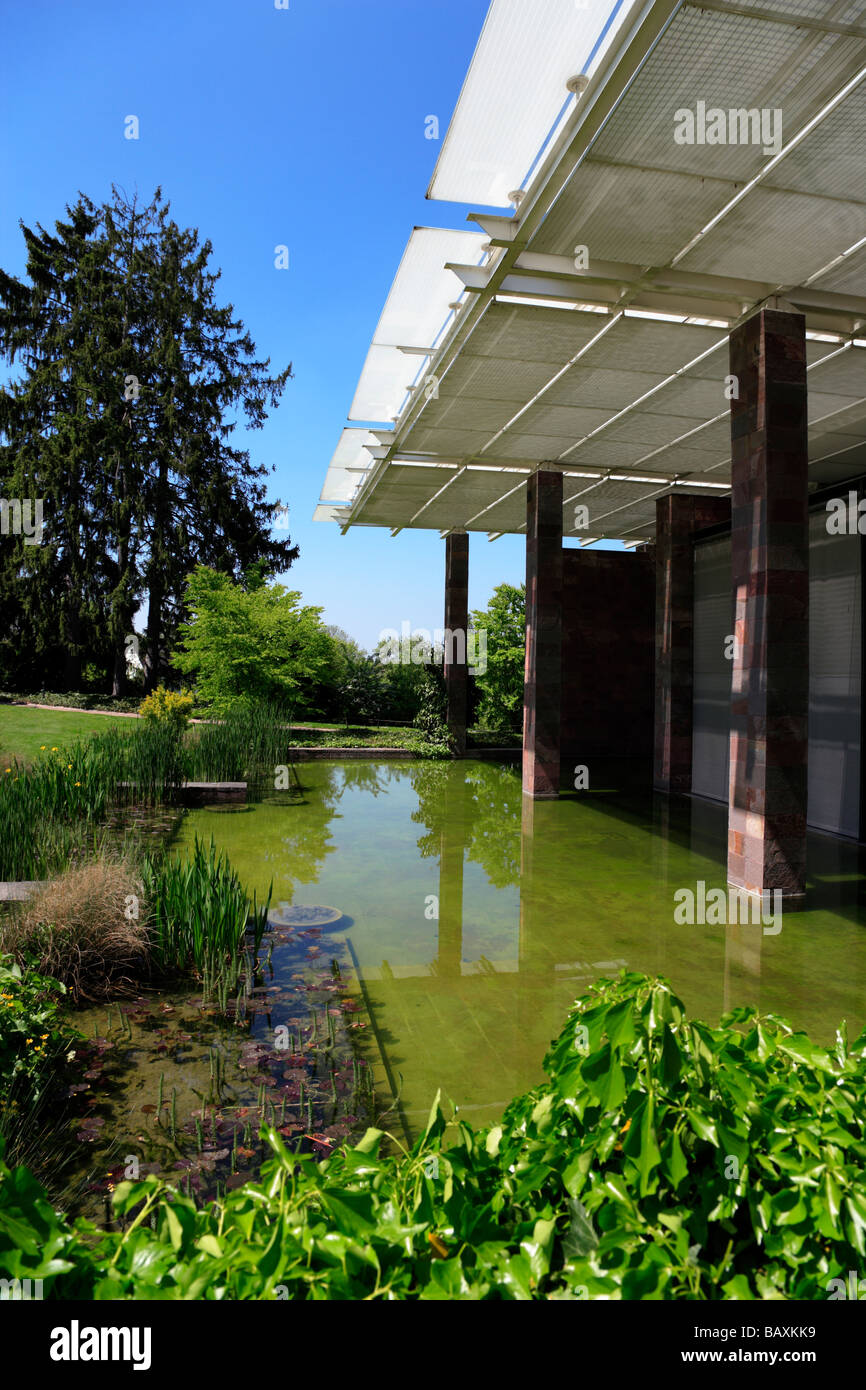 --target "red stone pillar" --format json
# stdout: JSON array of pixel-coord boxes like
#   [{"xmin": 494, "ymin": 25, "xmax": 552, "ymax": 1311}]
[
  {"xmin": 654, "ymin": 493, "xmax": 730, "ymax": 792},
  {"xmin": 523, "ymin": 470, "xmax": 562, "ymax": 798},
  {"xmin": 727, "ymin": 305, "xmax": 809, "ymax": 904},
  {"xmin": 444, "ymin": 532, "xmax": 469, "ymax": 754}
]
